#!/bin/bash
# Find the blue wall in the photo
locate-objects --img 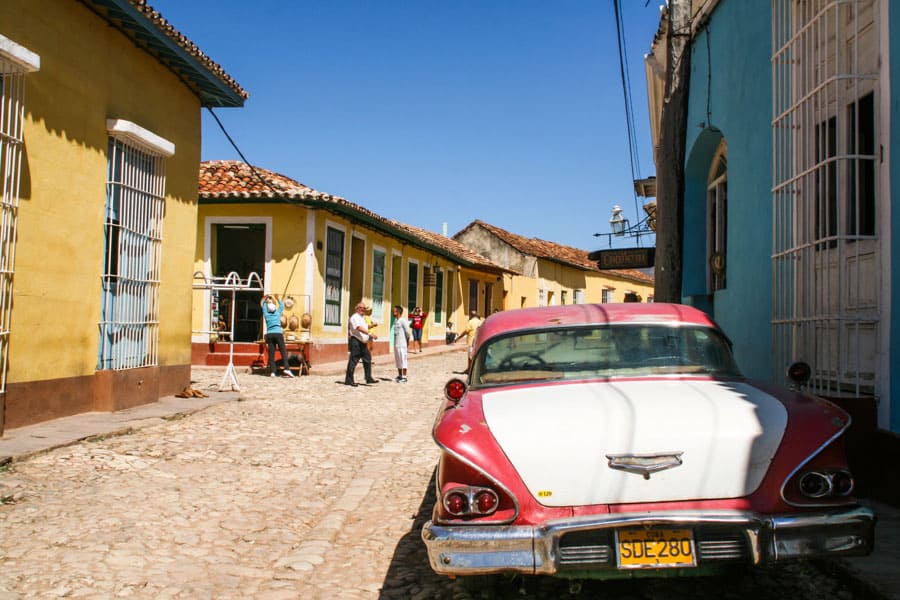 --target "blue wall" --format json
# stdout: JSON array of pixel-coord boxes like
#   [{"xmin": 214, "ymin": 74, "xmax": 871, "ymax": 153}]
[{"xmin": 682, "ymin": 1, "xmax": 773, "ymax": 380}]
